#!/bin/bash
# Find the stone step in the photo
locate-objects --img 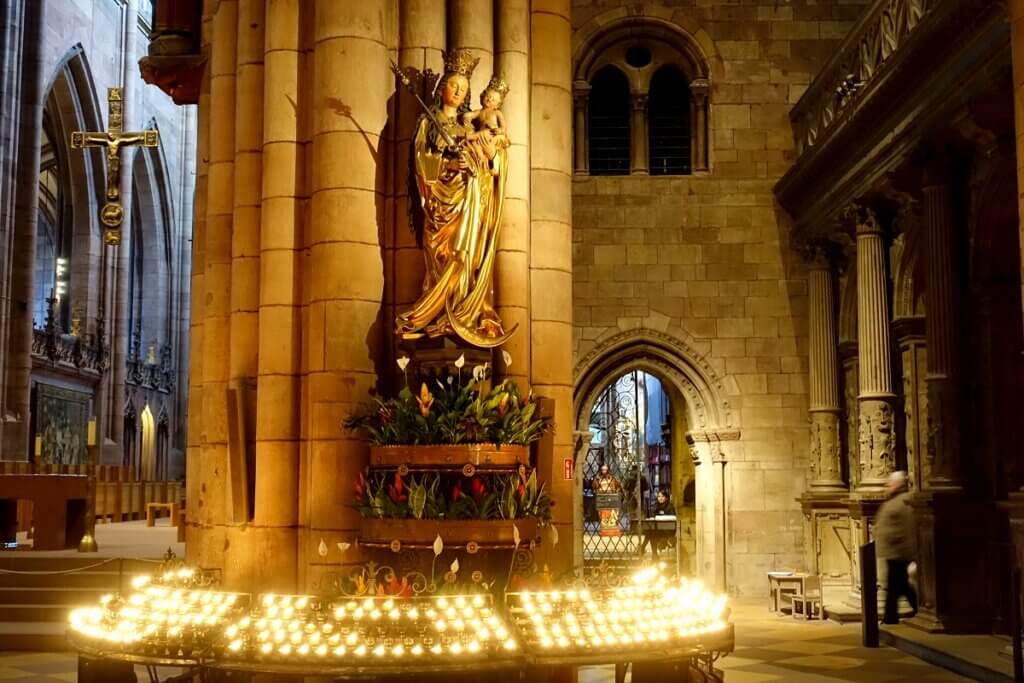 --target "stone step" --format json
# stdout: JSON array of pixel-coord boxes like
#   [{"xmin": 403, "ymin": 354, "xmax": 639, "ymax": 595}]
[
  {"xmin": 881, "ymin": 626, "xmax": 1013, "ymax": 683},
  {"xmin": 0, "ymin": 603, "xmax": 72, "ymax": 623},
  {"xmin": 0, "ymin": 586, "xmax": 110, "ymax": 606},
  {"xmin": 0, "ymin": 621, "xmax": 69, "ymax": 651}
]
